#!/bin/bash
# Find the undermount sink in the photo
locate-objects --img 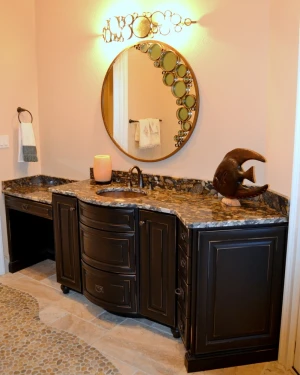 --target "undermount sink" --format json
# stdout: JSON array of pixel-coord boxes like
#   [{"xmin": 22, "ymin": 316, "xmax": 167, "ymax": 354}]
[{"xmin": 96, "ymin": 189, "xmax": 147, "ymax": 198}]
